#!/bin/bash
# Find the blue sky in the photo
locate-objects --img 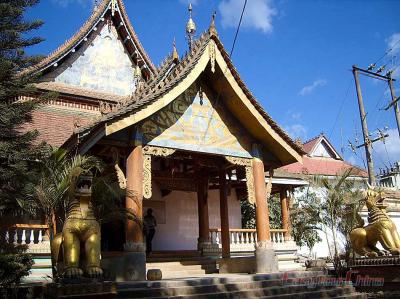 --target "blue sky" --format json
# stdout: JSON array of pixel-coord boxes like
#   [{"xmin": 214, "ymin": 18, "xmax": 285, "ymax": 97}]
[{"xmin": 25, "ymin": 0, "xmax": 400, "ymax": 172}]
